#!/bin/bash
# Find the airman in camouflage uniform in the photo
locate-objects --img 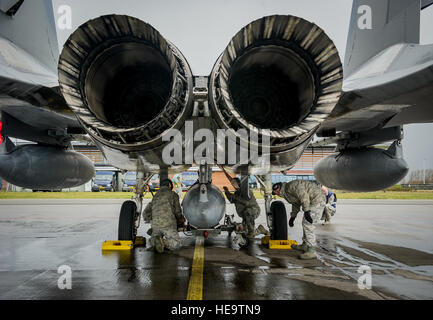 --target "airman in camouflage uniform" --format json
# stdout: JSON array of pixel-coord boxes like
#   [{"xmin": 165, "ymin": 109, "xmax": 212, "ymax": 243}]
[
  {"xmin": 272, "ymin": 180, "xmax": 326, "ymax": 260},
  {"xmin": 224, "ymin": 178, "xmax": 267, "ymax": 239},
  {"xmin": 224, "ymin": 187, "xmax": 260, "ymax": 238},
  {"xmin": 218, "ymin": 165, "xmax": 268, "ymax": 240},
  {"xmin": 320, "ymin": 186, "xmax": 337, "ymax": 224},
  {"xmin": 143, "ymin": 180, "xmax": 184, "ymax": 253}
]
